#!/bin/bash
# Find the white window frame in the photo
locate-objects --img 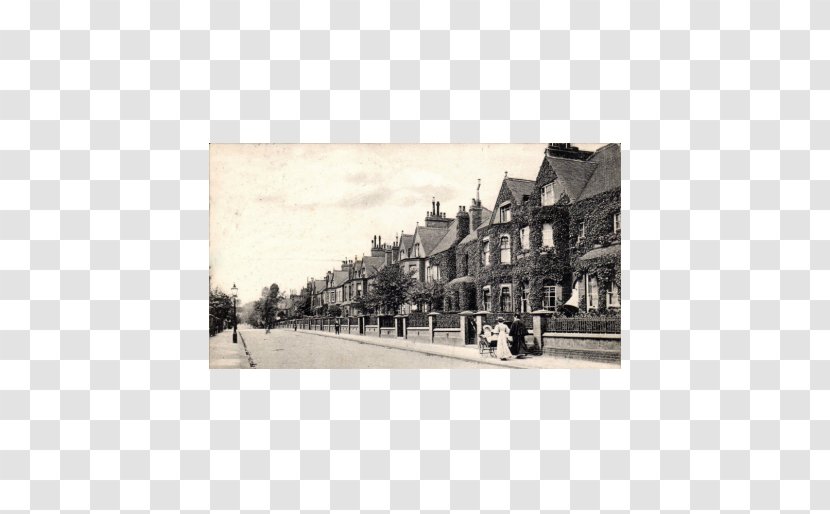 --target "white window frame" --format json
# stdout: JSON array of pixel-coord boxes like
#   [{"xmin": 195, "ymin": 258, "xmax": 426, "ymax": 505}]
[
  {"xmin": 520, "ymin": 226, "xmax": 530, "ymax": 250},
  {"xmin": 542, "ymin": 223, "xmax": 554, "ymax": 249},
  {"xmin": 482, "ymin": 286, "xmax": 492, "ymax": 311},
  {"xmin": 543, "ymin": 284, "xmax": 556, "ymax": 310},
  {"xmin": 414, "ymin": 243, "xmax": 420, "ymax": 257},
  {"xmin": 577, "ymin": 222, "xmax": 586, "ymax": 243},
  {"xmin": 541, "ymin": 182, "xmax": 555, "ymax": 206},
  {"xmin": 613, "ymin": 212, "xmax": 621, "ymax": 234},
  {"xmin": 606, "ymin": 282, "xmax": 621, "ymax": 308},
  {"xmin": 499, "ymin": 202, "xmax": 512, "ymax": 223},
  {"xmin": 499, "ymin": 234, "xmax": 511, "ymax": 264},
  {"xmin": 499, "ymin": 284, "xmax": 513, "ymax": 312},
  {"xmin": 482, "ymin": 238, "xmax": 490, "ymax": 266},
  {"xmin": 586, "ymin": 274, "xmax": 598, "ymax": 310},
  {"xmin": 519, "ymin": 282, "xmax": 530, "ymax": 313}
]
